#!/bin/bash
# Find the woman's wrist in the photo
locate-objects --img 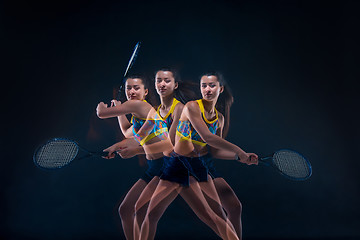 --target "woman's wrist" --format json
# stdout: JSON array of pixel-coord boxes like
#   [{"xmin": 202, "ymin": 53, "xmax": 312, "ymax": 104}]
[{"xmin": 236, "ymin": 149, "xmax": 248, "ymax": 159}]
